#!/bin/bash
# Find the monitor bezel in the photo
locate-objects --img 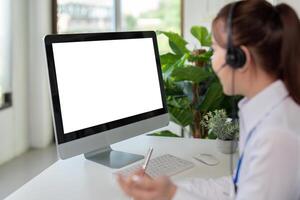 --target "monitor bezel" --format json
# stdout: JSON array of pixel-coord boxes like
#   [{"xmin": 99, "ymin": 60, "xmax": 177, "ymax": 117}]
[{"xmin": 44, "ymin": 31, "xmax": 168, "ymax": 145}]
